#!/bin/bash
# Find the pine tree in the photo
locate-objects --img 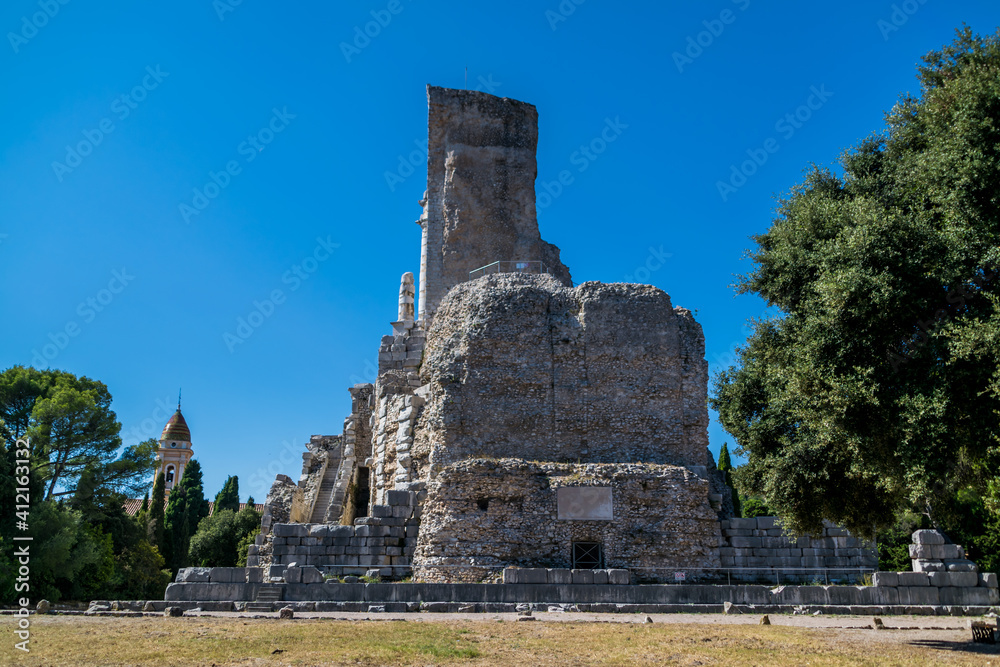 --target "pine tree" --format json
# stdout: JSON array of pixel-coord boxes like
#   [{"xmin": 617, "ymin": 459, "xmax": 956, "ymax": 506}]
[
  {"xmin": 213, "ymin": 475, "xmax": 240, "ymax": 515},
  {"xmin": 147, "ymin": 471, "xmax": 166, "ymax": 550},
  {"xmin": 163, "ymin": 460, "xmax": 208, "ymax": 571}
]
